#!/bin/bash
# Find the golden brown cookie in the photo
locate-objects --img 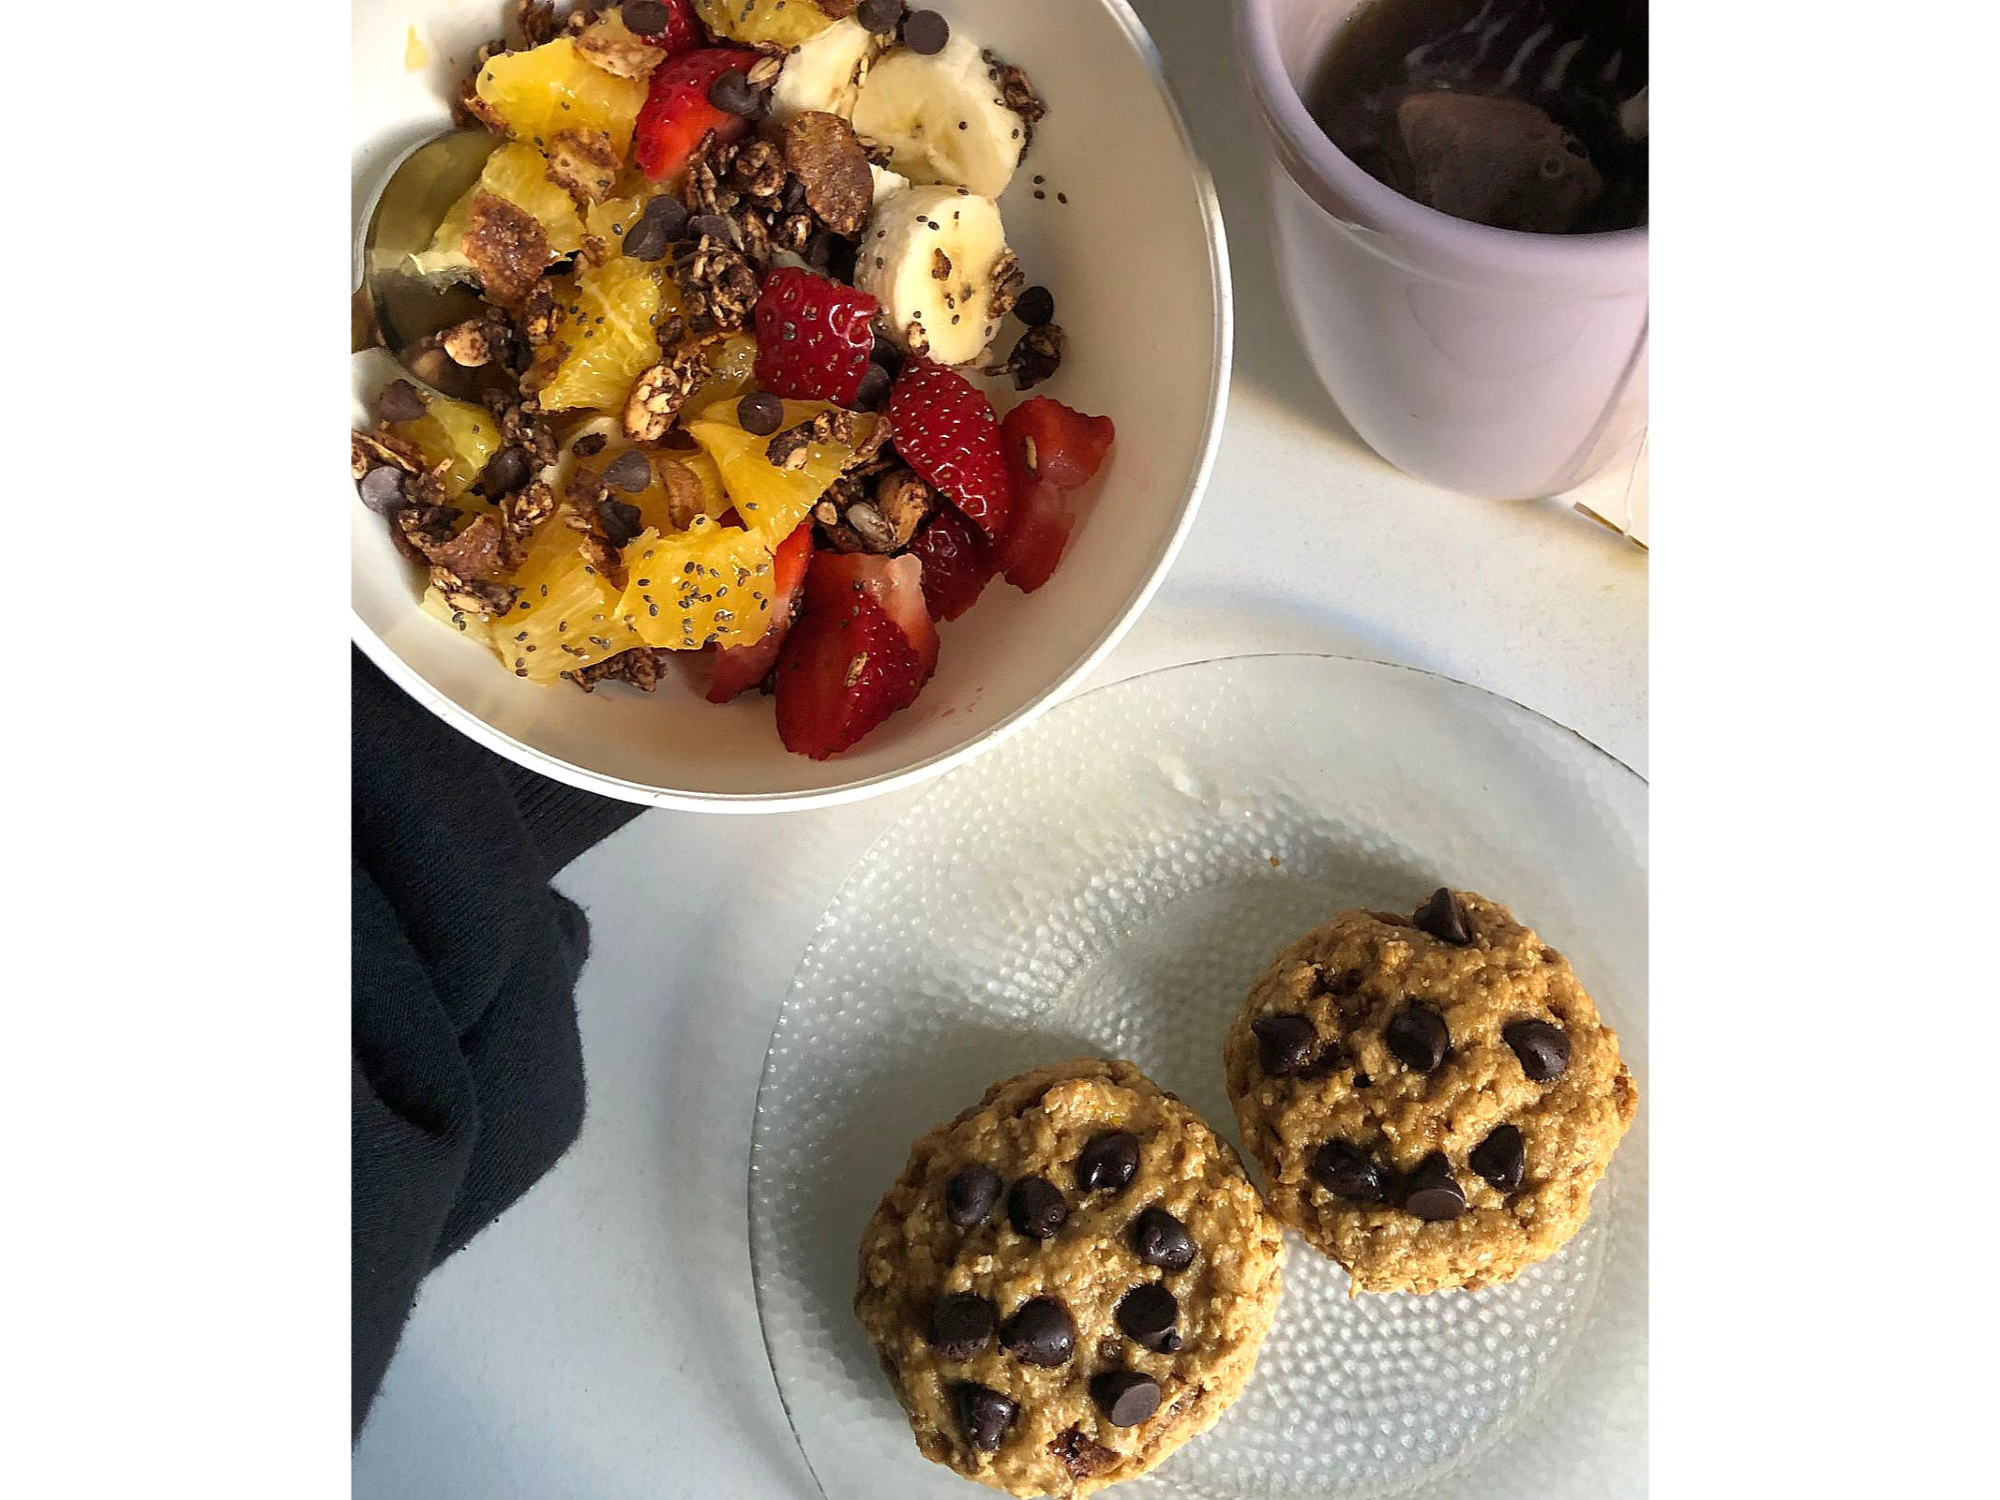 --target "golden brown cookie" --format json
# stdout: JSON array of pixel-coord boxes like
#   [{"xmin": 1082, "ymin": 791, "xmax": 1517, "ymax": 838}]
[
  {"xmin": 1224, "ymin": 890, "xmax": 1637, "ymax": 1294},
  {"xmin": 855, "ymin": 1059, "xmax": 1284, "ymax": 1497}
]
